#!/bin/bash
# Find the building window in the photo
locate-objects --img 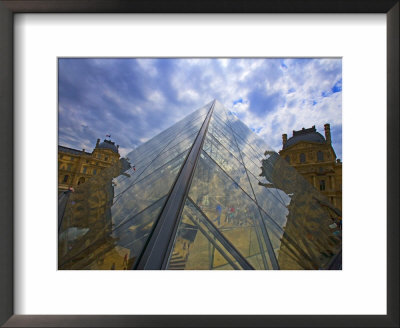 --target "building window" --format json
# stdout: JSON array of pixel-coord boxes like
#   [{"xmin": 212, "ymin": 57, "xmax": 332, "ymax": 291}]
[
  {"xmin": 78, "ymin": 177, "xmax": 85, "ymax": 185},
  {"xmin": 83, "ymin": 167, "xmax": 87, "ymax": 174},
  {"xmin": 105, "ymin": 157, "xmax": 108, "ymax": 161},
  {"xmin": 317, "ymin": 151, "xmax": 324, "ymax": 162},
  {"xmin": 93, "ymin": 169, "xmax": 97, "ymax": 175},
  {"xmin": 67, "ymin": 164, "xmax": 72, "ymax": 171},
  {"xmin": 319, "ymin": 167, "xmax": 323, "ymax": 173},
  {"xmin": 63, "ymin": 175, "xmax": 69, "ymax": 183},
  {"xmin": 300, "ymin": 153, "xmax": 306, "ymax": 163},
  {"xmin": 70, "ymin": 156, "xmax": 74, "ymax": 161},
  {"xmin": 320, "ymin": 180, "xmax": 326, "ymax": 191},
  {"xmin": 285, "ymin": 155, "xmax": 290, "ymax": 164}
]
